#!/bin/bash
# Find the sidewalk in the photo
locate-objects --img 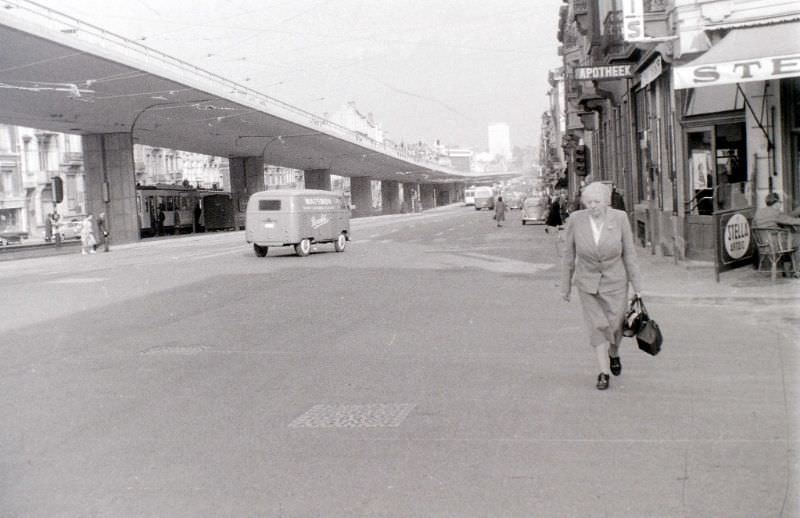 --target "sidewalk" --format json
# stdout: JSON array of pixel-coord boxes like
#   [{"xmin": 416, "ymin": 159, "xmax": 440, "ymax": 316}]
[{"xmin": 637, "ymin": 251, "xmax": 800, "ymax": 307}]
